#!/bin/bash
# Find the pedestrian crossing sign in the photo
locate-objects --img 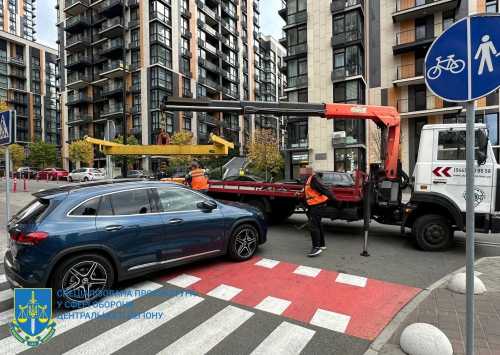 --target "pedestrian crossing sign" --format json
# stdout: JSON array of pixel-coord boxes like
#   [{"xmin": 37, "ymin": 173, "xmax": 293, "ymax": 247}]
[{"xmin": 0, "ymin": 110, "xmax": 14, "ymax": 146}]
